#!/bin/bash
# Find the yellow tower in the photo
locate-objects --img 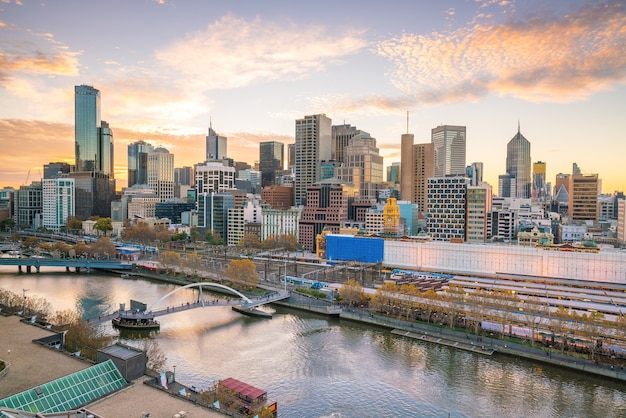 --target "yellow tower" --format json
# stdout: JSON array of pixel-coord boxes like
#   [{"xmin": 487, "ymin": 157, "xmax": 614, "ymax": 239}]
[{"xmin": 383, "ymin": 198, "xmax": 401, "ymax": 235}]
